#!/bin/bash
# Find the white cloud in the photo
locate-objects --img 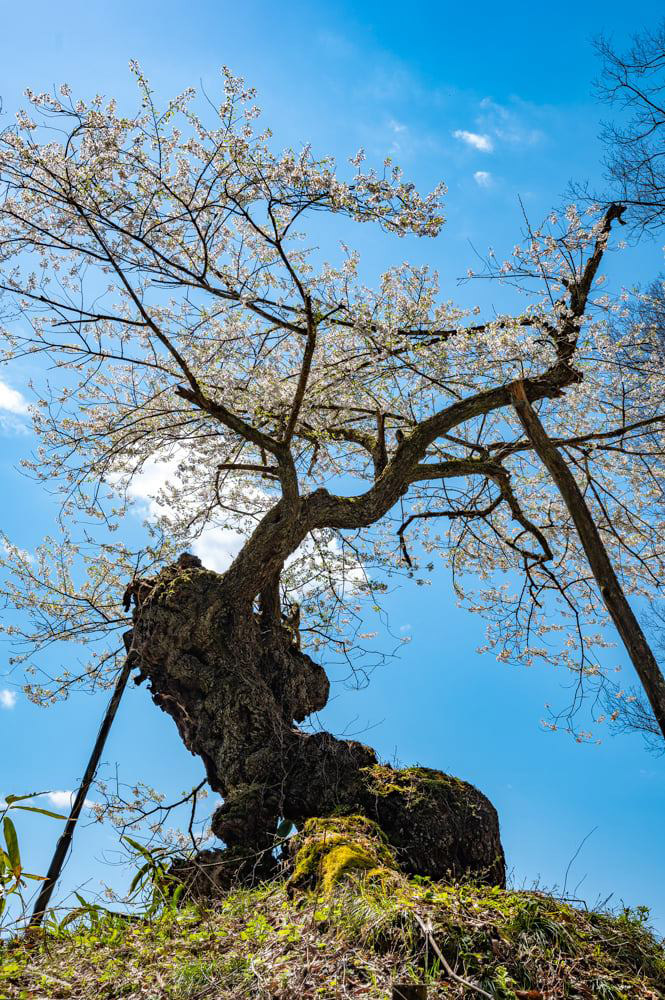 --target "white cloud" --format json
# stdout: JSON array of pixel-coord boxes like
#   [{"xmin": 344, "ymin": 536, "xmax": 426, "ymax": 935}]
[
  {"xmin": 43, "ymin": 790, "xmax": 94, "ymax": 810},
  {"xmin": 124, "ymin": 453, "xmax": 181, "ymax": 512},
  {"xmin": 453, "ymin": 129, "xmax": 493, "ymax": 153},
  {"xmin": 121, "ymin": 448, "xmax": 361, "ymax": 583},
  {"xmin": 2, "ymin": 539, "xmax": 34, "ymax": 566},
  {"xmin": 399, "ymin": 624, "xmax": 412, "ymax": 633},
  {"xmin": 388, "ymin": 118, "xmax": 407, "ymax": 134},
  {"xmin": 478, "ymin": 97, "xmax": 545, "ymax": 147},
  {"xmin": 0, "ymin": 380, "xmax": 28, "ymax": 415},
  {"xmin": 123, "ymin": 450, "xmax": 245, "ymax": 574},
  {"xmin": 0, "ymin": 689, "xmax": 17, "ymax": 709},
  {"xmin": 192, "ymin": 529, "xmax": 244, "ymax": 574},
  {"xmin": 473, "ymin": 170, "xmax": 493, "ymax": 188}
]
